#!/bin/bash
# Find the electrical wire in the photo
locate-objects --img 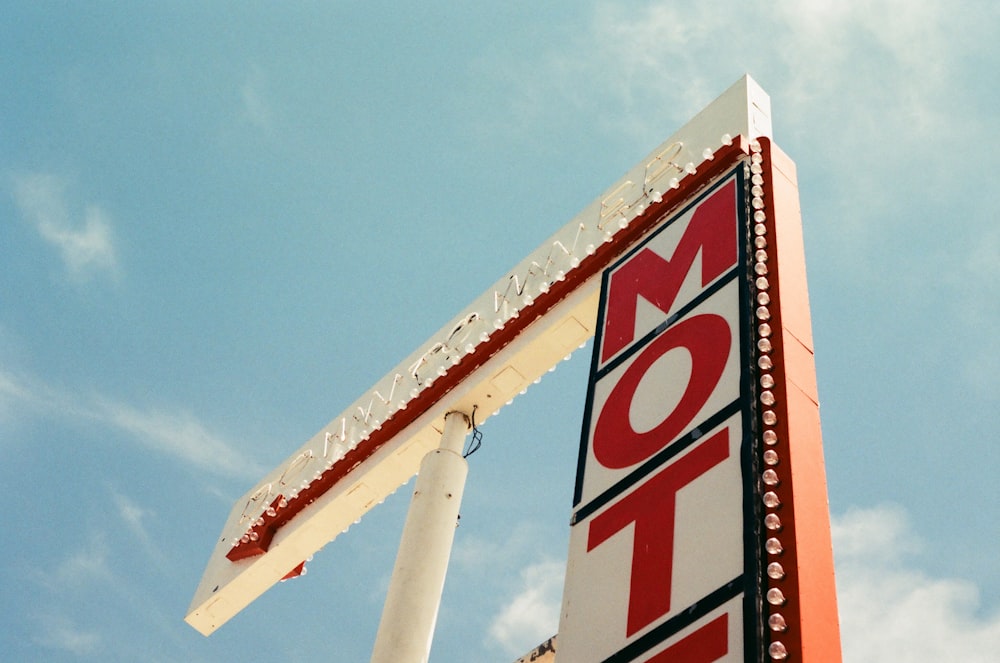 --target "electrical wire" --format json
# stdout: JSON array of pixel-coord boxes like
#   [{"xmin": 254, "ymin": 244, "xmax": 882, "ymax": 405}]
[{"xmin": 463, "ymin": 405, "xmax": 483, "ymax": 458}]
